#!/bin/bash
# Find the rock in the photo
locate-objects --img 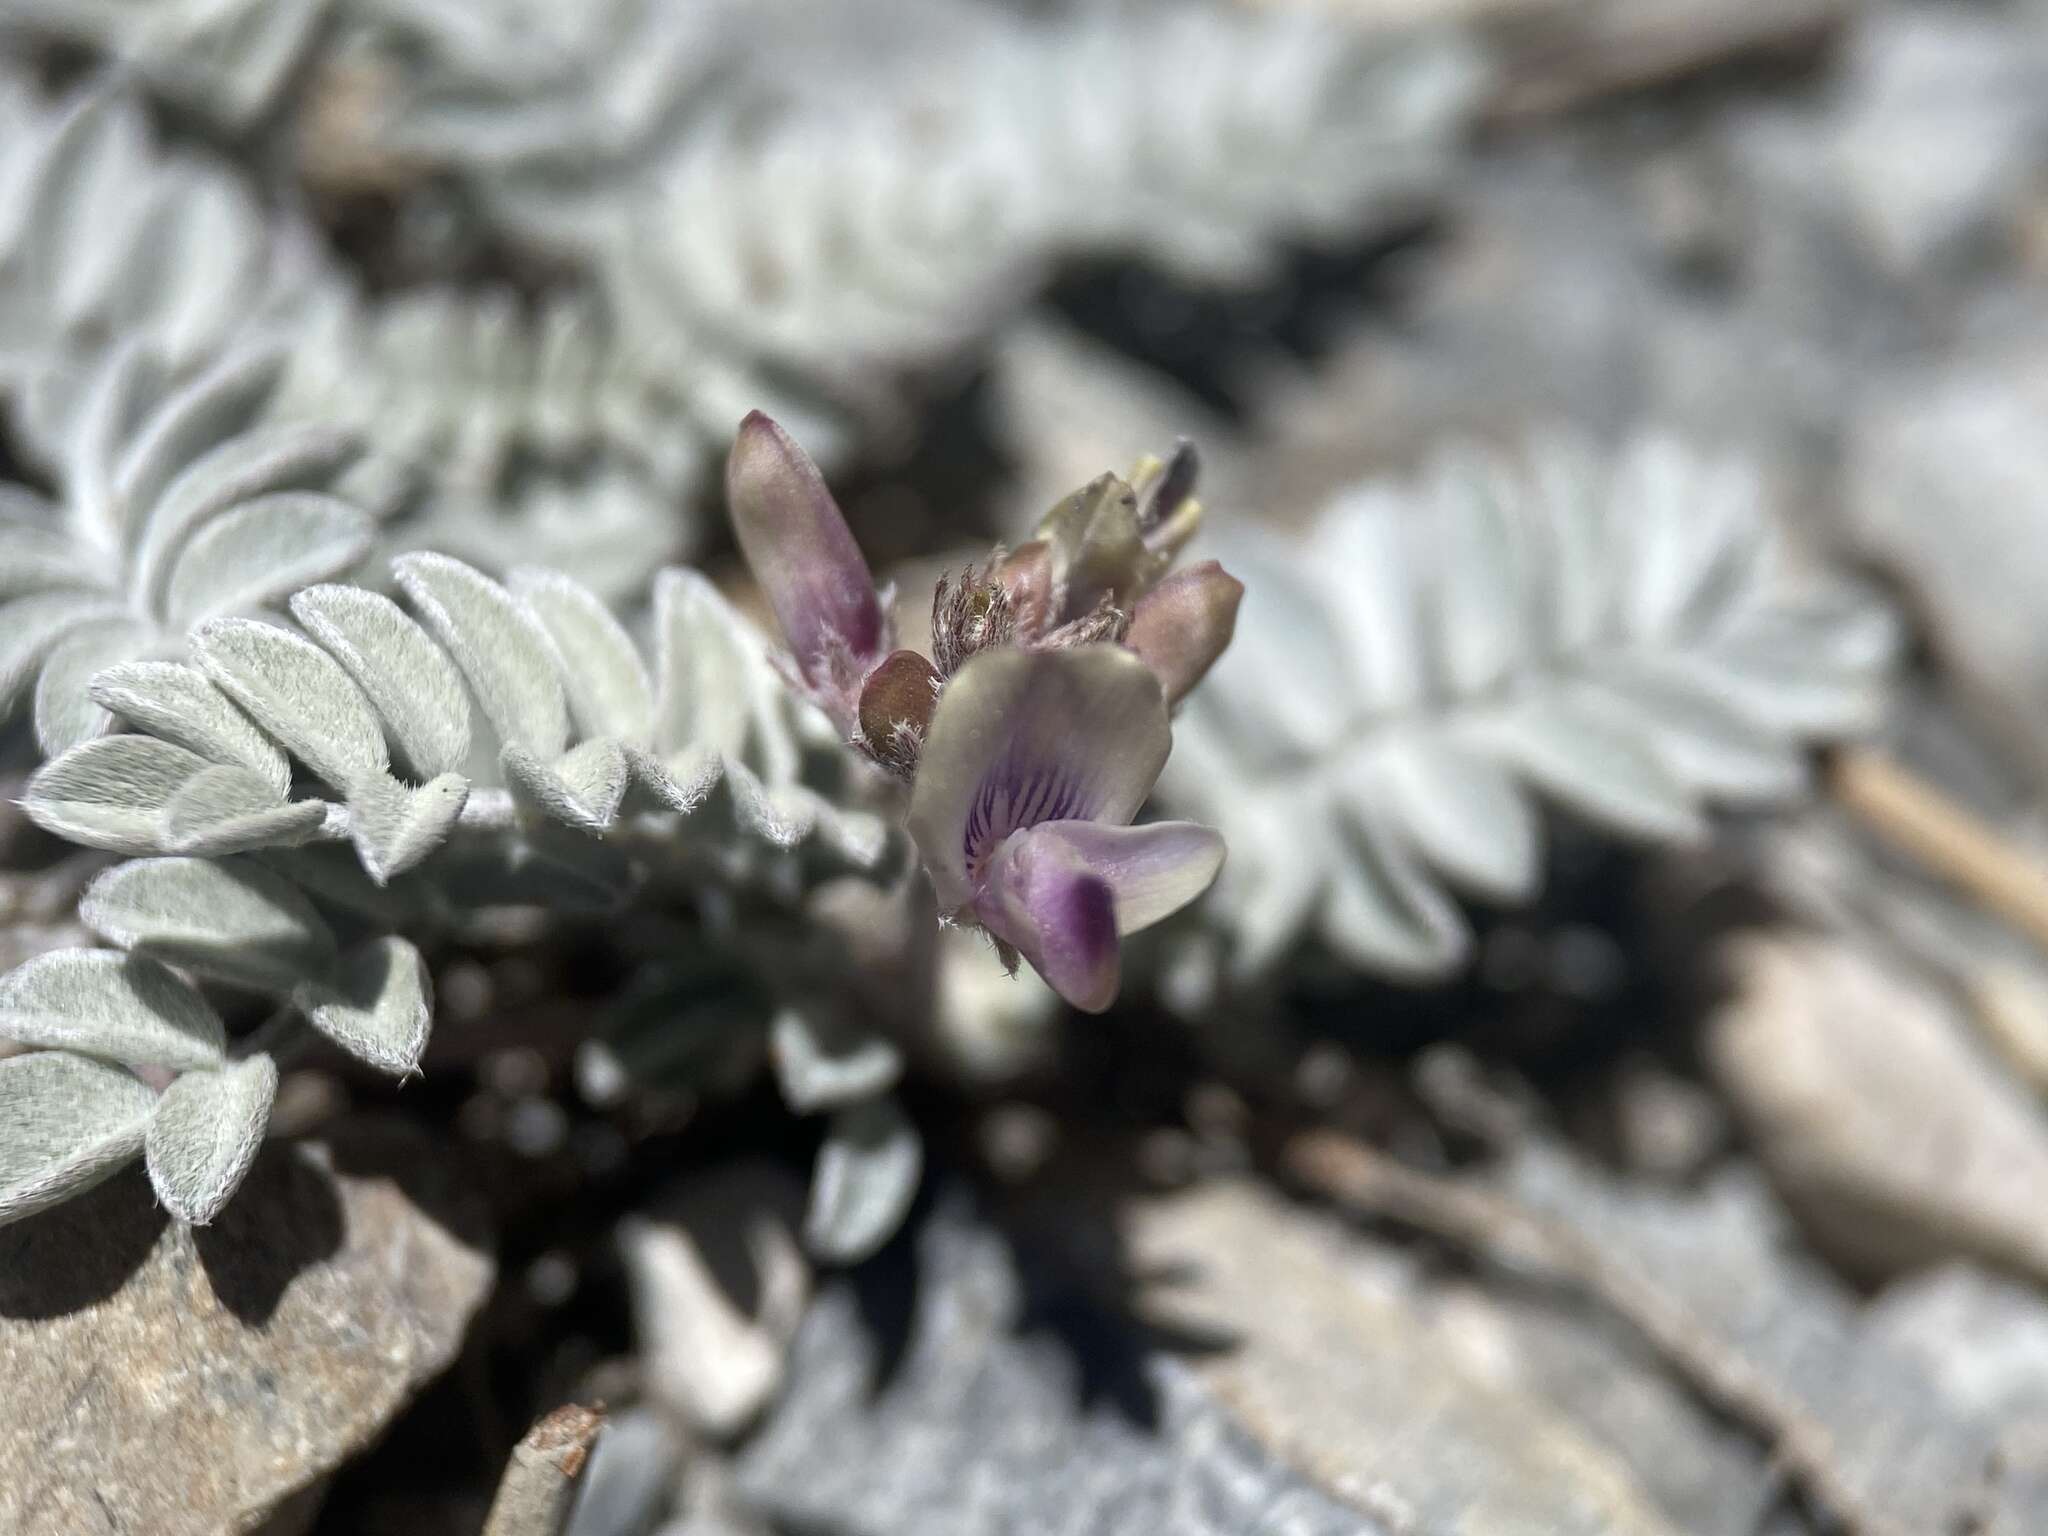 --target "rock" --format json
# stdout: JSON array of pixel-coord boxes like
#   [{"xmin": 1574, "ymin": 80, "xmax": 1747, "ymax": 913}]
[
  {"xmin": 1122, "ymin": 1181, "xmax": 1685, "ymax": 1536},
  {"xmin": 0, "ymin": 1126, "xmax": 493, "ymax": 1536},
  {"xmin": 563, "ymin": 1409, "xmax": 682, "ymax": 1536},
  {"xmin": 1417, "ymin": 1277, "xmax": 1776, "ymax": 1536},
  {"xmin": 1497, "ymin": 1142, "xmax": 2048, "ymax": 1535},
  {"xmin": 731, "ymin": 1179, "xmax": 1682, "ymax": 1536},
  {"xmin": 1605, "ymin": 1053, "xmax": 1730, "ymax": 1180},
  {"xmin": 620, "ymin": 1162, "xmax": 810, "ymax": 1440},
  {"xmin": 1705, "ymin": 932, "xmax": 2048, "ymax": 1283},
  {"xmin": 1848, "ymin": 343, "xmax": 2048, "ymax": 785},
  {"xmin": 1266, "ymin": 1154, "xmax": 1779, "ymax": 1536},
  {"xmin": 733, "ymin": 1188, "xmax": 1403, "ymax": 1536},
  {"xmin": 1868, "ymin": 1265, "xmax": 2048, "ymax": 1422},
  {"xmin": 716, "ymin": 1142, "xmax": 2048, "ymax": 1536},
  {"xmin": 1821, "ymin": 8, "xmax": 2048, "ymax": 275}
]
